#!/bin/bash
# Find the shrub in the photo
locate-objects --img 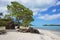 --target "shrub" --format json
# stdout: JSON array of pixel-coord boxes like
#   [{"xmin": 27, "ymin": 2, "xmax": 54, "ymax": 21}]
[{"xmin": 0, "ymin": 19, "xmax": 12, "ymax": 27}]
